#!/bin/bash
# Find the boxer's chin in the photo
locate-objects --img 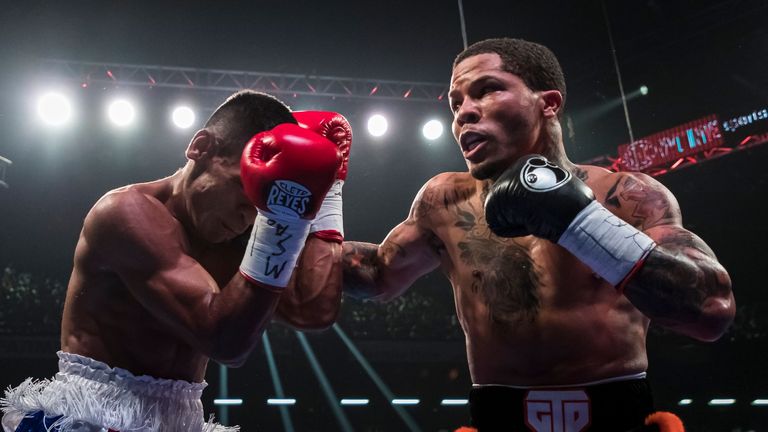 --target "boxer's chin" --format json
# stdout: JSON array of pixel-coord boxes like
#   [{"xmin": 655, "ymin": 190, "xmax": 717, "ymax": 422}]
[{"xmin": 469, "ymin": 161, "xmax": 501, "ymax": 181}]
